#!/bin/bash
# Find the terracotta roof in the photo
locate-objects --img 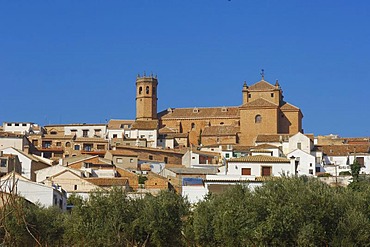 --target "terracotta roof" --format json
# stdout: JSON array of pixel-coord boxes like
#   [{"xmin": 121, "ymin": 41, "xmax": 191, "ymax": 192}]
[
  {"xmin": 85, "ymin": 177, "xmax": 128, "ymax": 187},
  {"xmin": 74, "ymin": 137, "xmax": 108, "ymax": 143},
  {"xmin": 241, "ymin": 98, "xmax": 278, "ymax": 108},
  {"xmin": 0, "ymin": 131, "xmax": 24, "ymax": 138},
  {"xmin": 108, "ymin": 149, "xmax": 138, "ymax": 157},
  {"xmin": 228, "ymin": 155, "xmax": 290, "ymax": 163},
  {"xmin": 202, "ymin": 126, "xmax": 240, "ymax": 137},
  {"xmin": 165, "ymin": 133, "xmax": 188, "ymax": 138},
  {"xmin": 108, "ymin": 119, "xmax": 134, "ymax": 129},
  {"xmin": 63, "ymin": 154, "xmax": 95, "ymax": 165},
  {"xmin": 158, "ymin": 126, "xmax": 177, "ymax": 134},
  {"xmin": 248, "ymin": 80, "xmax": 277, "ymax": 91},
  {"xmin": 255, "ymin": 134, "xmax": 290, "ymax": 142},
  {"xmin": 321, "ymin": 144, "xmax": 370, "ymax": 156},
  {"xmin": 131, "ymin": 120, "xmax": 158, "ymax": 130},
  {"xmin": 253, "ymin": 144, "xmax": 280, "ymax": 149},
  {"xmin": 280, "ymin": 102, "xmax": 300, "ymax": 111},
  {"xmin": 158, "ymin": 107, "xmax": 240, "ymax": 119},
  {"xmin": 115, "ymin": 146, "xmax": 186, "ymax": 155},
  {"xmin": 166, "ymin": 167, "xmax": 217, "ymax": 175},
  {"xmin": 191, "ymin": 149, "xmax": 220, "ymax": 157},
  {"xmin": 232, "ymin": 145, "xmax": 254, "ymax": 152}
]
